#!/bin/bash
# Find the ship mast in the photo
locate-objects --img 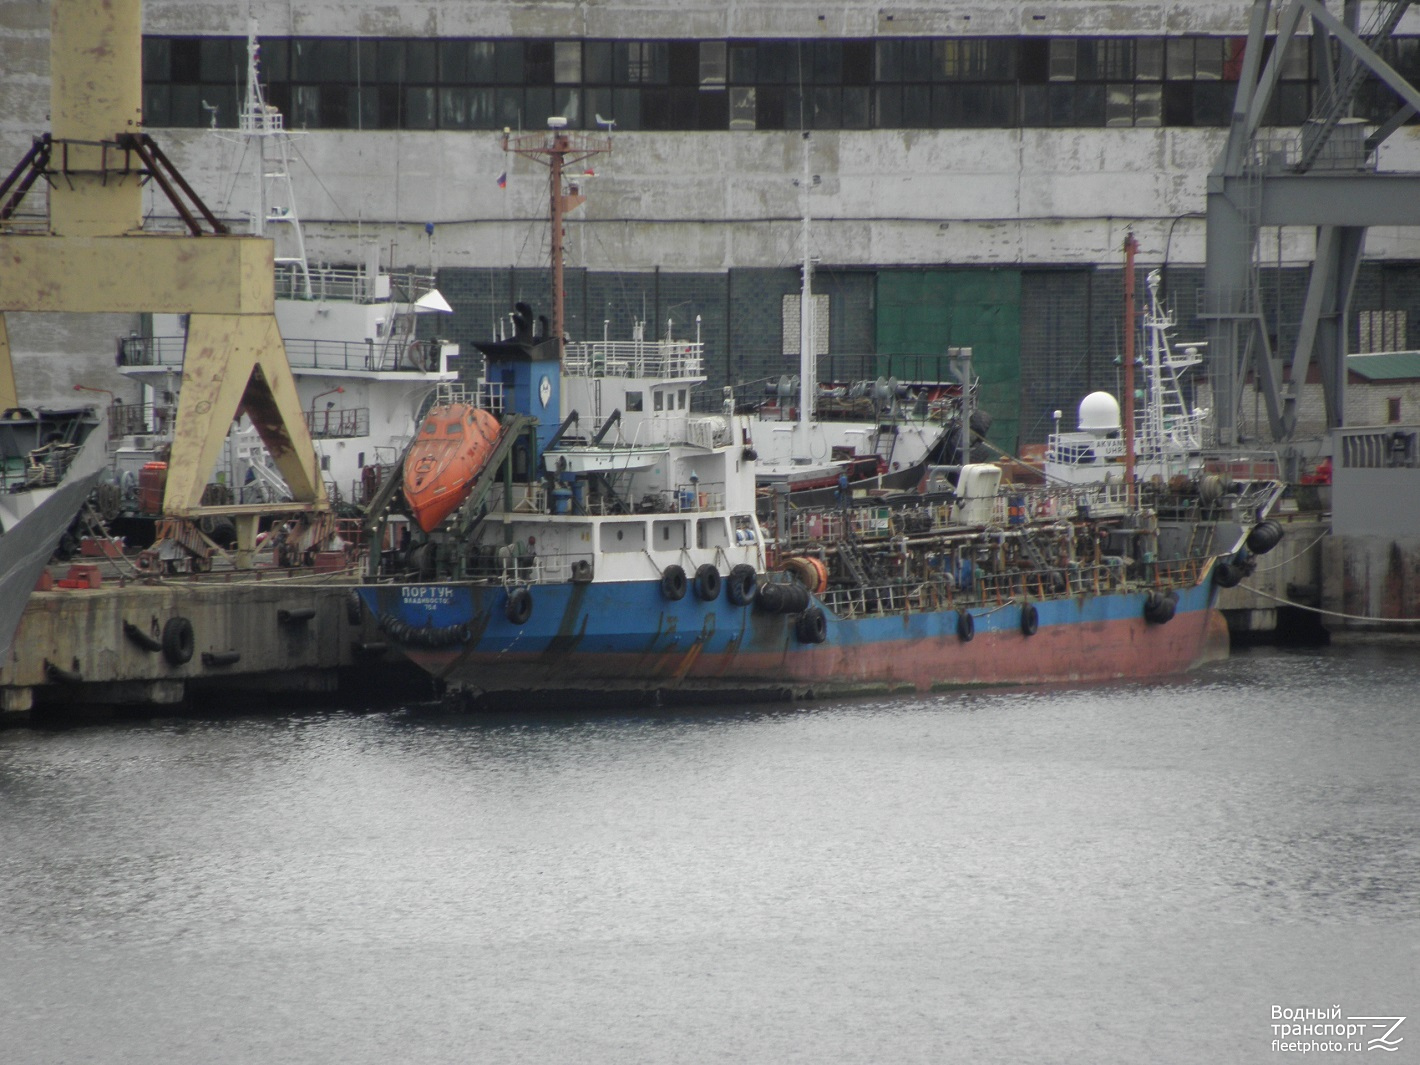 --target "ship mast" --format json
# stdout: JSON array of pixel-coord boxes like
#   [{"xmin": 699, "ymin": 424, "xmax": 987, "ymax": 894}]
[
  {"xmin": 799, "ymin": 132, "xmax": 815, "ymax": 426},
  {"xmin": 1123, "ymin": 231, "xmax": 1138, "ymax": 507},
  {"xmin": 502, "ymin": 119, "xmax": 612, "ymax": 361}
]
